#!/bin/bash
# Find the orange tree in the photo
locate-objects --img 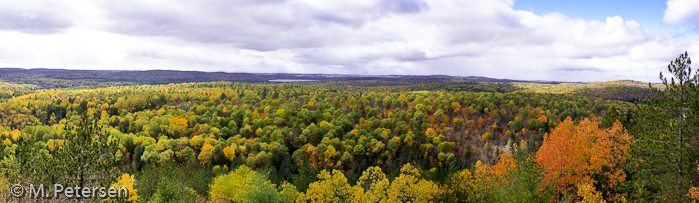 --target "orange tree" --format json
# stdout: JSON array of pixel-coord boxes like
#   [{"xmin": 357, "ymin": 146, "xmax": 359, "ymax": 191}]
[{"xmin": 535, "ymin": 117, "xmax": 632, "ymax": 200}]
